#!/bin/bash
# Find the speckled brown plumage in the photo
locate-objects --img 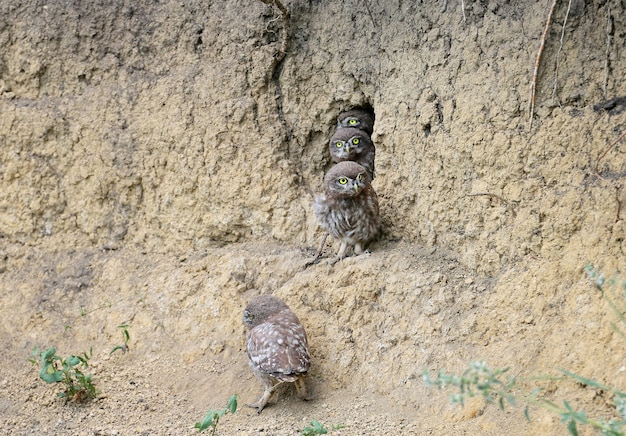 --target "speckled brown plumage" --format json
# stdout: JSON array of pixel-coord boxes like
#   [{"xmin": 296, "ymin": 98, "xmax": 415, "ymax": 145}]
[
  {"xmin": 313, "ymin": 161, "xmax": 380, "ymax": 260},
  {"xmin": 243, "ymin": 295, "xmax": 310, "ymax": 413}
]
